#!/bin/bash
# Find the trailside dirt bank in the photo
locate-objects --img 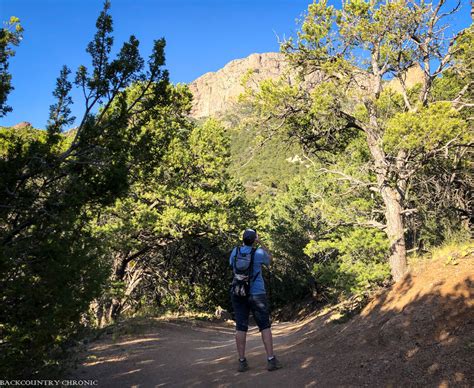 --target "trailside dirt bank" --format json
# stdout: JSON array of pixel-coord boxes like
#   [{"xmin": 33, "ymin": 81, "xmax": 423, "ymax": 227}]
[{"xmin": 71, "ymin": 255, "xmax": 473, "ymax": 387}]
